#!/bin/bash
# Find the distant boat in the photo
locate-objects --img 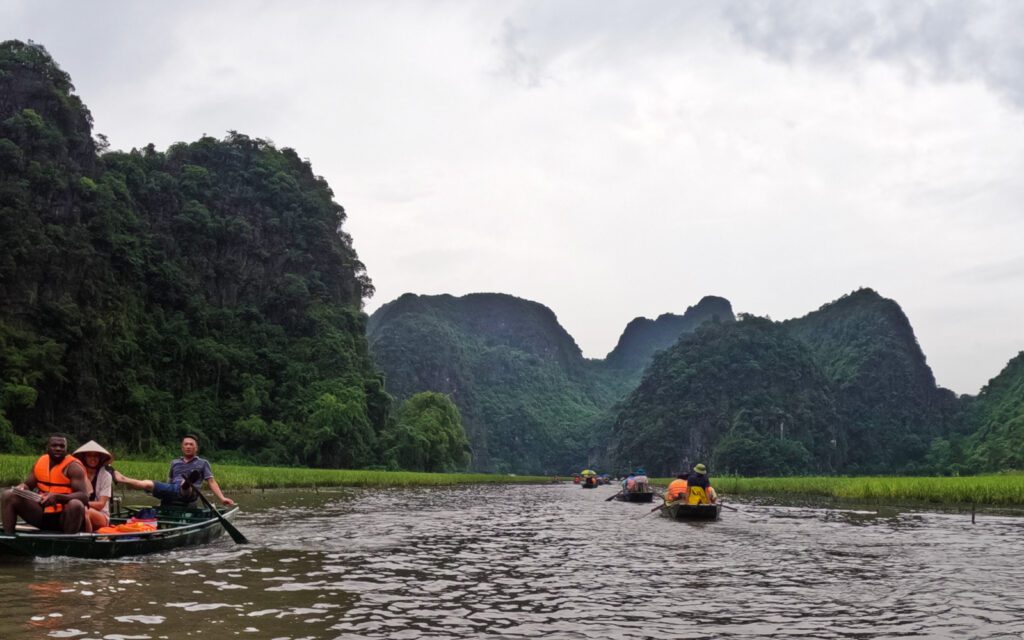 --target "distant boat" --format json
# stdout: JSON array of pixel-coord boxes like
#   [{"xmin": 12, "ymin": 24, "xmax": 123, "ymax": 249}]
[
  {"xmin": 0, "ymin": 504, "xmax": 240, "ymax": 559},
  {"xmin": 614, "ymin": 491, "xmax": 655, "ymax": 503},
  {"xmin": 660, "ymin": 502, "xmax": 721, "ymax": 521}
]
